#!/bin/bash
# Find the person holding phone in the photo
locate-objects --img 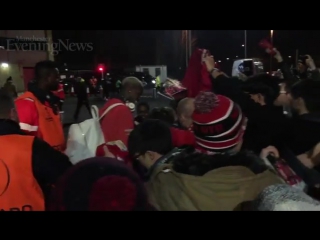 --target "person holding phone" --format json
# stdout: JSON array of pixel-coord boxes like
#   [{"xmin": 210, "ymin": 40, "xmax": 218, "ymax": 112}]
[
  {"xmin": 296, "ymin": 55, "xmax": 320, "ymax": 80},
  {"xmin": 203, "ymin": 53, "xmax": 290, "ymax": 154},
  {"xmin": 262, "ymin": 39, "xmax": 320, "ymax": 82}
]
